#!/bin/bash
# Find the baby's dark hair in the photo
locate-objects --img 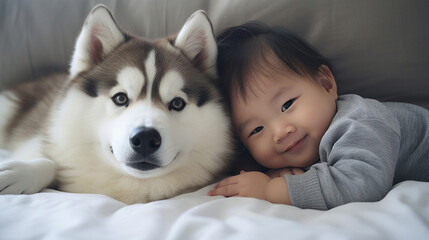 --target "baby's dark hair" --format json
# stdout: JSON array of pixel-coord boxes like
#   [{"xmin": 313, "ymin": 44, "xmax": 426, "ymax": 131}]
[{"xmin": 216, "ymin": 22, "xmax": 332, "ymax": 101}]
